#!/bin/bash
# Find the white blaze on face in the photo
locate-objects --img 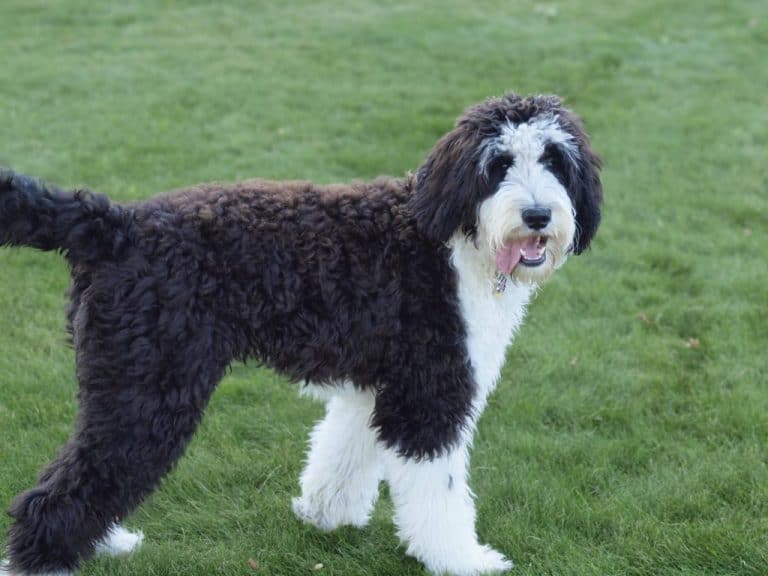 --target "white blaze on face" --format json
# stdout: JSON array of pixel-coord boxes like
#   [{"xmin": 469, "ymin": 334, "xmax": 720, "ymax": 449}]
[{"xmin": 476, "ymin": 114, "xmax": 578, "ymax": 283}]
